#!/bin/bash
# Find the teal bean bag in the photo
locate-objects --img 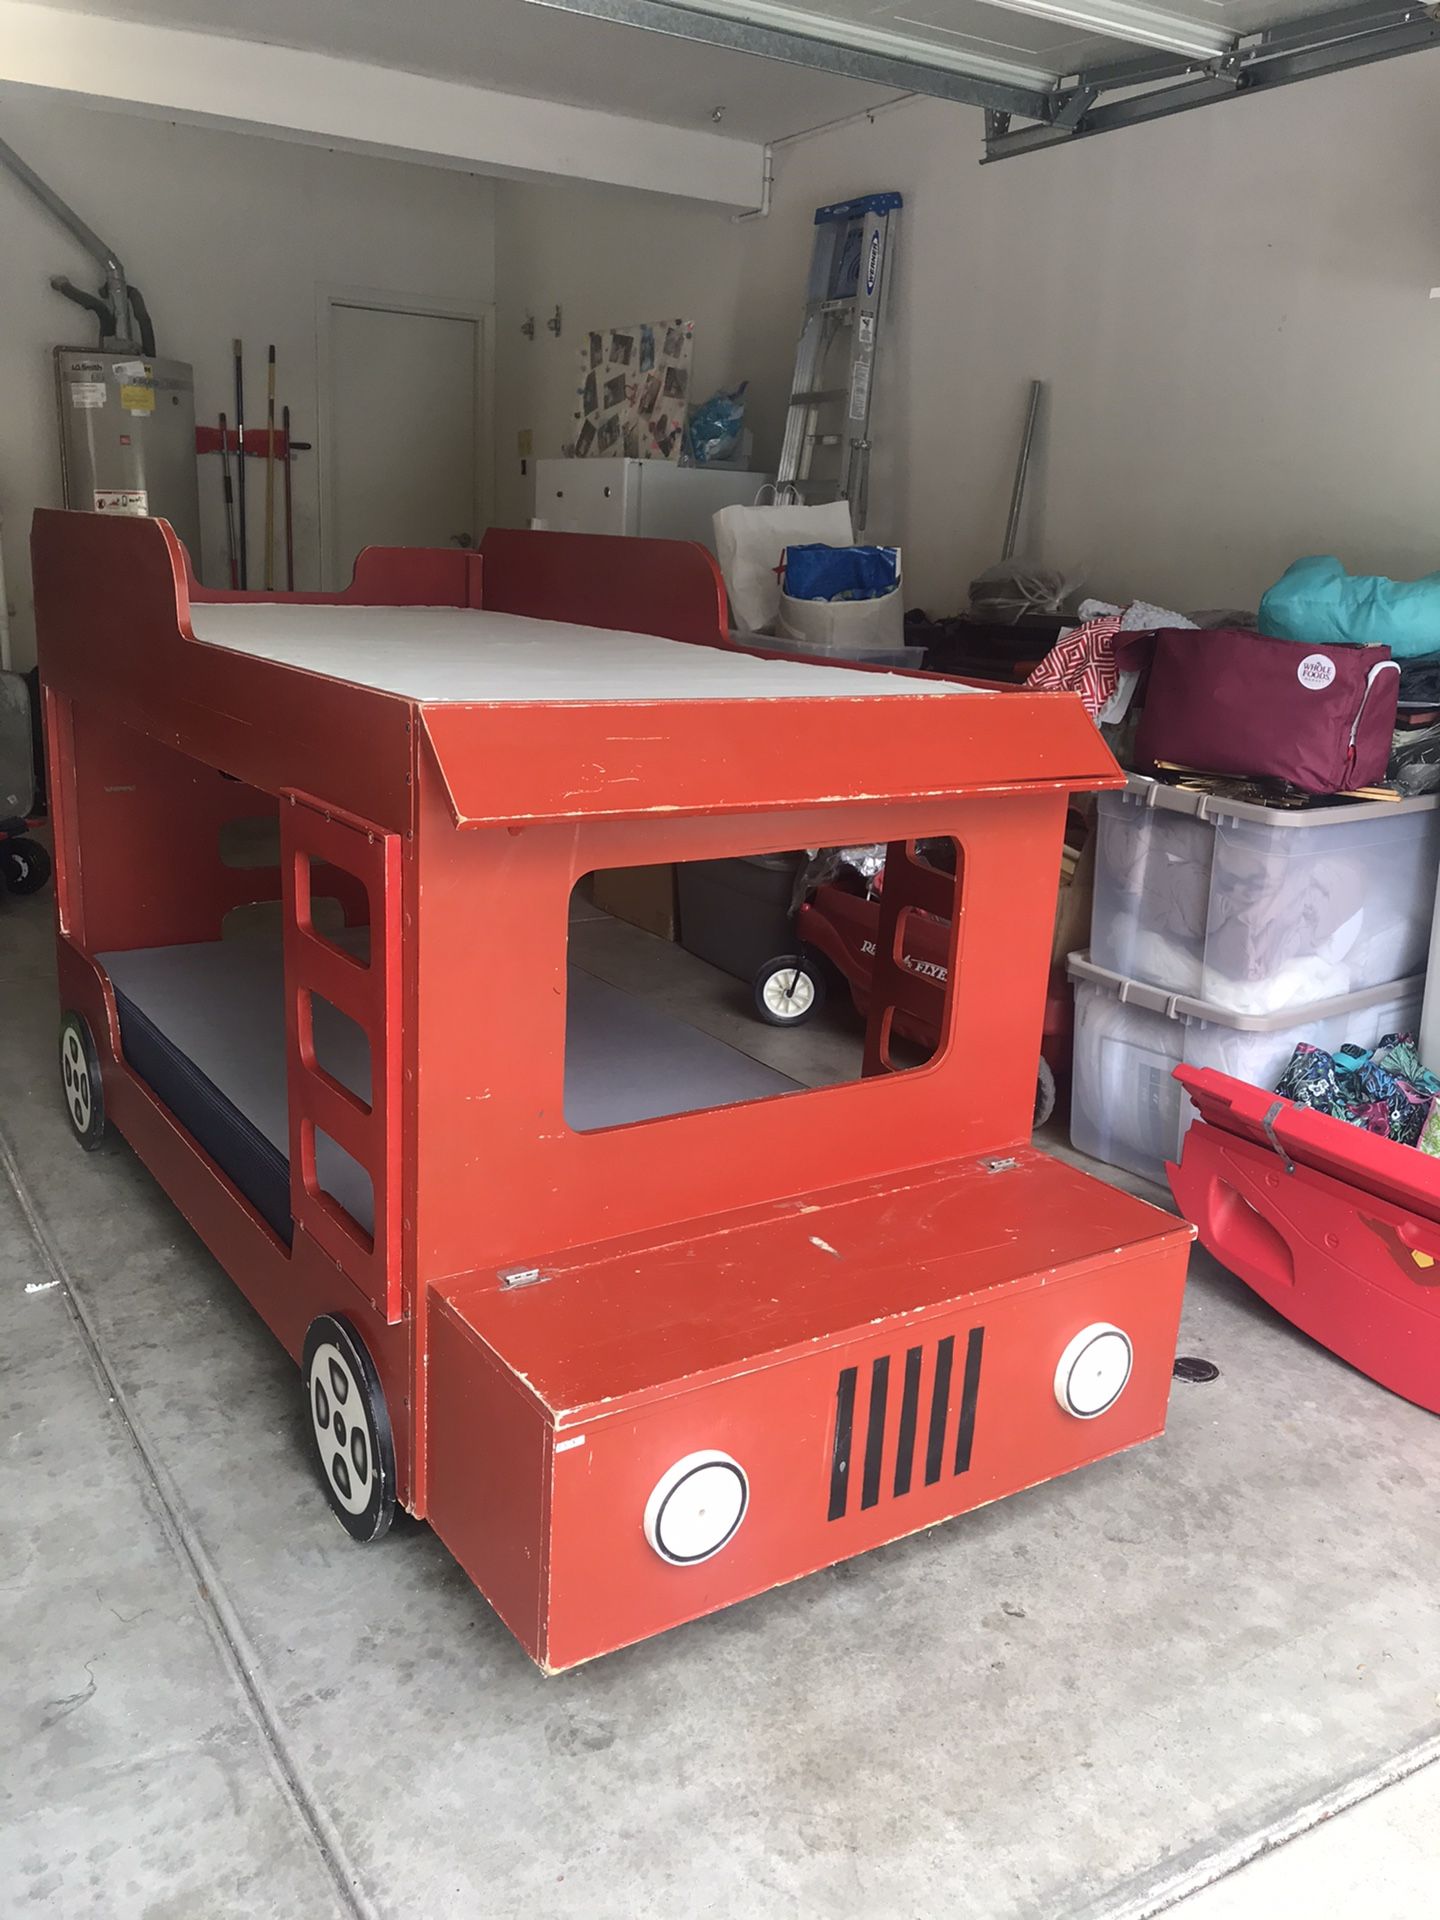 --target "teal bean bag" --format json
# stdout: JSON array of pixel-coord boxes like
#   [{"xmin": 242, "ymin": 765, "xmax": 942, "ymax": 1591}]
[{"xmin": 1259, "ymin": 556, "xmax": 1440, "ymax": 659}]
